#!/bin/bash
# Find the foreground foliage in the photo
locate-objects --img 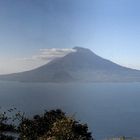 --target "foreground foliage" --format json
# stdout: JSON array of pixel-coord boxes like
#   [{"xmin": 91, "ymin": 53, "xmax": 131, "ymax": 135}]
[{"xmin": 0, "ymin": 108, "xmax": 93, "ymax": 140}]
